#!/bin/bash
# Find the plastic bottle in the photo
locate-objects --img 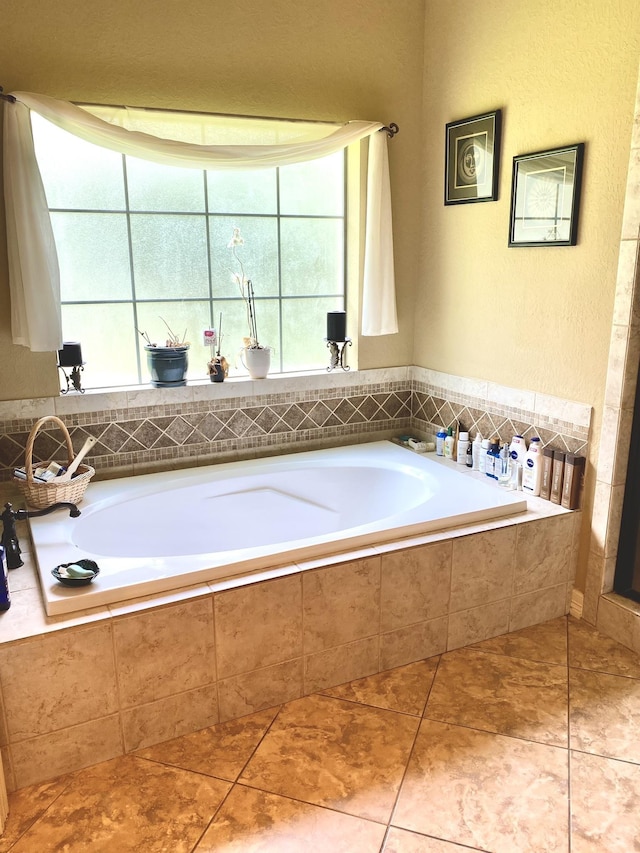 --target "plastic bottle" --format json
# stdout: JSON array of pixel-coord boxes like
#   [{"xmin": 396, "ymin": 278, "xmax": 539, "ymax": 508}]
[
  {"xmin": 510, "ymin": 435, "xmax": 527, "ymax": 464},
  {"xmin": 466, "ymin": 441, "xmax": 473, "ymax": 467},
  {"xmin": 498, "ymin": 443, "xmax": 511, "ymax": 486},
  {"xmin": 457, "ymin": 431, "xmax": 470, "ymax": 464},
  {"xmin": 550, "ymin": 451, "xmax": 565, "ymax": 504},
  {"xmin": 561, "ymin": 454, "xmax": 585, "ymax": 509},
  {"xmin": 436, "ymin": 427, "xmax": 447, "ymax": 457},
  {"xmin": 479, "ymin": 438, "xmax": 489, "ymax": 474},
  {"xmin": 444, "ymin": 427, "xmax": 455, "ymax": 459},
  {"xmin": 472, "ymin": 432, "xmax": 483, "ymax": 470},
  {"xmin": 540, "ymin": 447, "xmax": 554, "ymax": 500},
  {"xmin": 522, "ymin": 437, "xmax": 543, "ymax": 496},
  {"xmin": 486, "ymin": 439, "xmax": 500, "ymax": 480}
]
